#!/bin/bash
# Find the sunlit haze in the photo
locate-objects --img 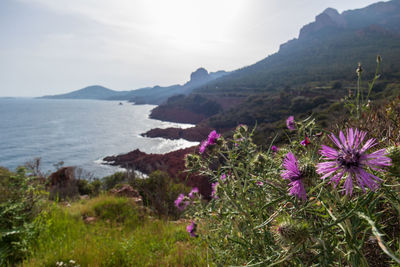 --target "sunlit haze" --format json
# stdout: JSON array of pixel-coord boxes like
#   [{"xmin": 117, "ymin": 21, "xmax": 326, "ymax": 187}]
[{"xmin": 0, "ymin": 0, "xmax": 385, "ymax": 96}]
